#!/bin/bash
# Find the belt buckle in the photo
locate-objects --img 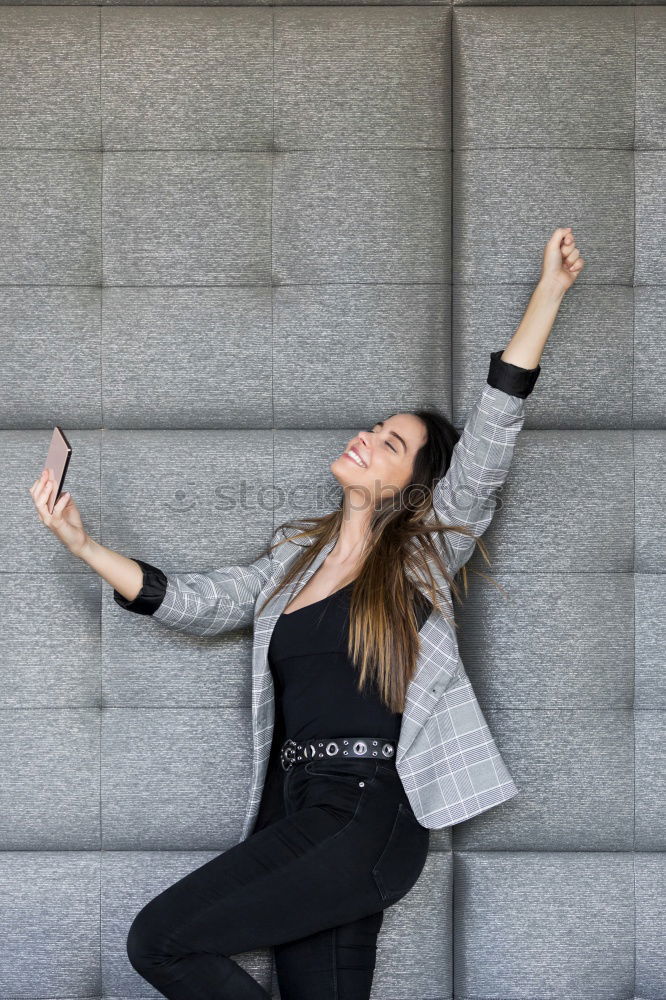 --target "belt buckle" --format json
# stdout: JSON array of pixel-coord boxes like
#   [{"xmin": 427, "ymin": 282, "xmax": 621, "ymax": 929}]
[{"xmin": 281, "ymin": 739, "xmax": 298, "ymax": 771}]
